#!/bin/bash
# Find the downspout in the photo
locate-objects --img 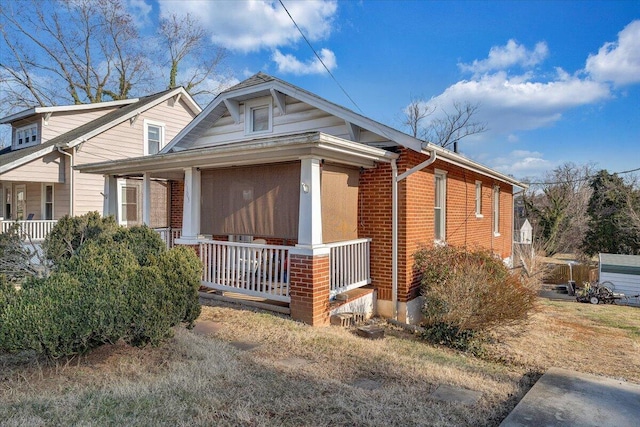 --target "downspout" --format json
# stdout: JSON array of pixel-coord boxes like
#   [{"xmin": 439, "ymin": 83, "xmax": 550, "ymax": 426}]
[
  {"xmin": 391, "ymin": 148, "xmax": 437, "ymax": 320},
  {"xmin": 57, "ymin": 147, "xmax": 74, "ymax": 216}
]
